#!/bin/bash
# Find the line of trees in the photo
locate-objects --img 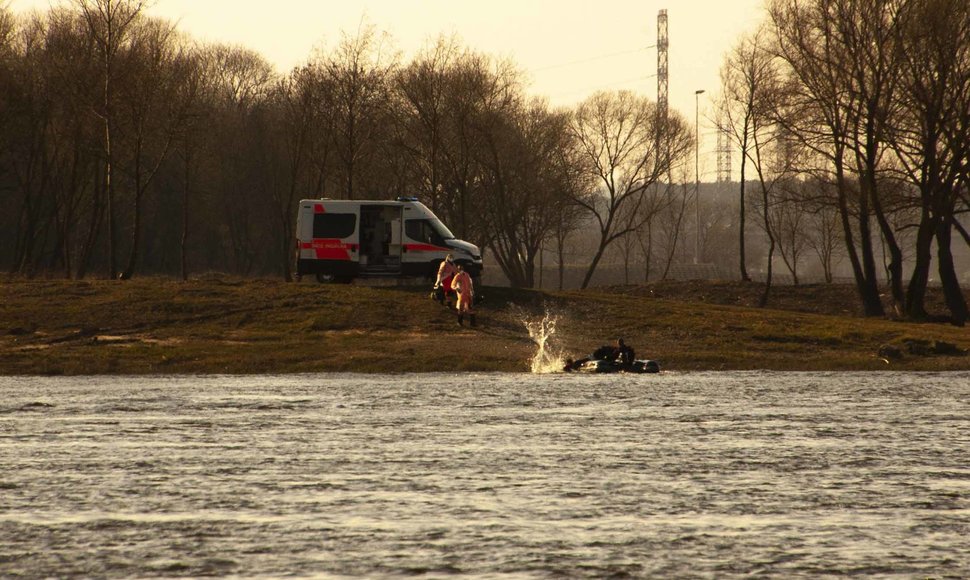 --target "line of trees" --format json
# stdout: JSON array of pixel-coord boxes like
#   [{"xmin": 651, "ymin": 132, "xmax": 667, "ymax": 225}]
[
  {"xmin": 0, "ymin": 0, "xmax": 696, "ymax": 290},
  {"xmin": 718, "ymin": 0, "xmax": 970, "ymax": 324},
  {"xmin": 3, "ymin": 0, "xmax": 967, "ymax": 325}
]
